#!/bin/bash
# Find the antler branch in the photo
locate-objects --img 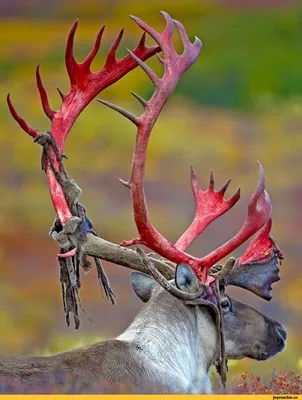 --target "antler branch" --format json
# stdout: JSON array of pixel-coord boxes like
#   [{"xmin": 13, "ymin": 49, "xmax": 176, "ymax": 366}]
[
  {"xmin": 175, "ymin": 168, "xmax": 240, "ymax": 252},
  {"xmin": 8, "ymin": 19, "xmax": 160, "ymax": 225},
  {"xmin": 98, "ymin": 13, "xmax": 273, "ymax": 283},
  {"xmin": 199, "ymin": 162, "xmax": 272, "ymax": 268},
  {"xmin": 98, "ymin": 11, "xmax": 204, "ymax": 274},
  {"xmin": 8, "ymin": 12, "xmax": 280, "ymax": 293}
]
